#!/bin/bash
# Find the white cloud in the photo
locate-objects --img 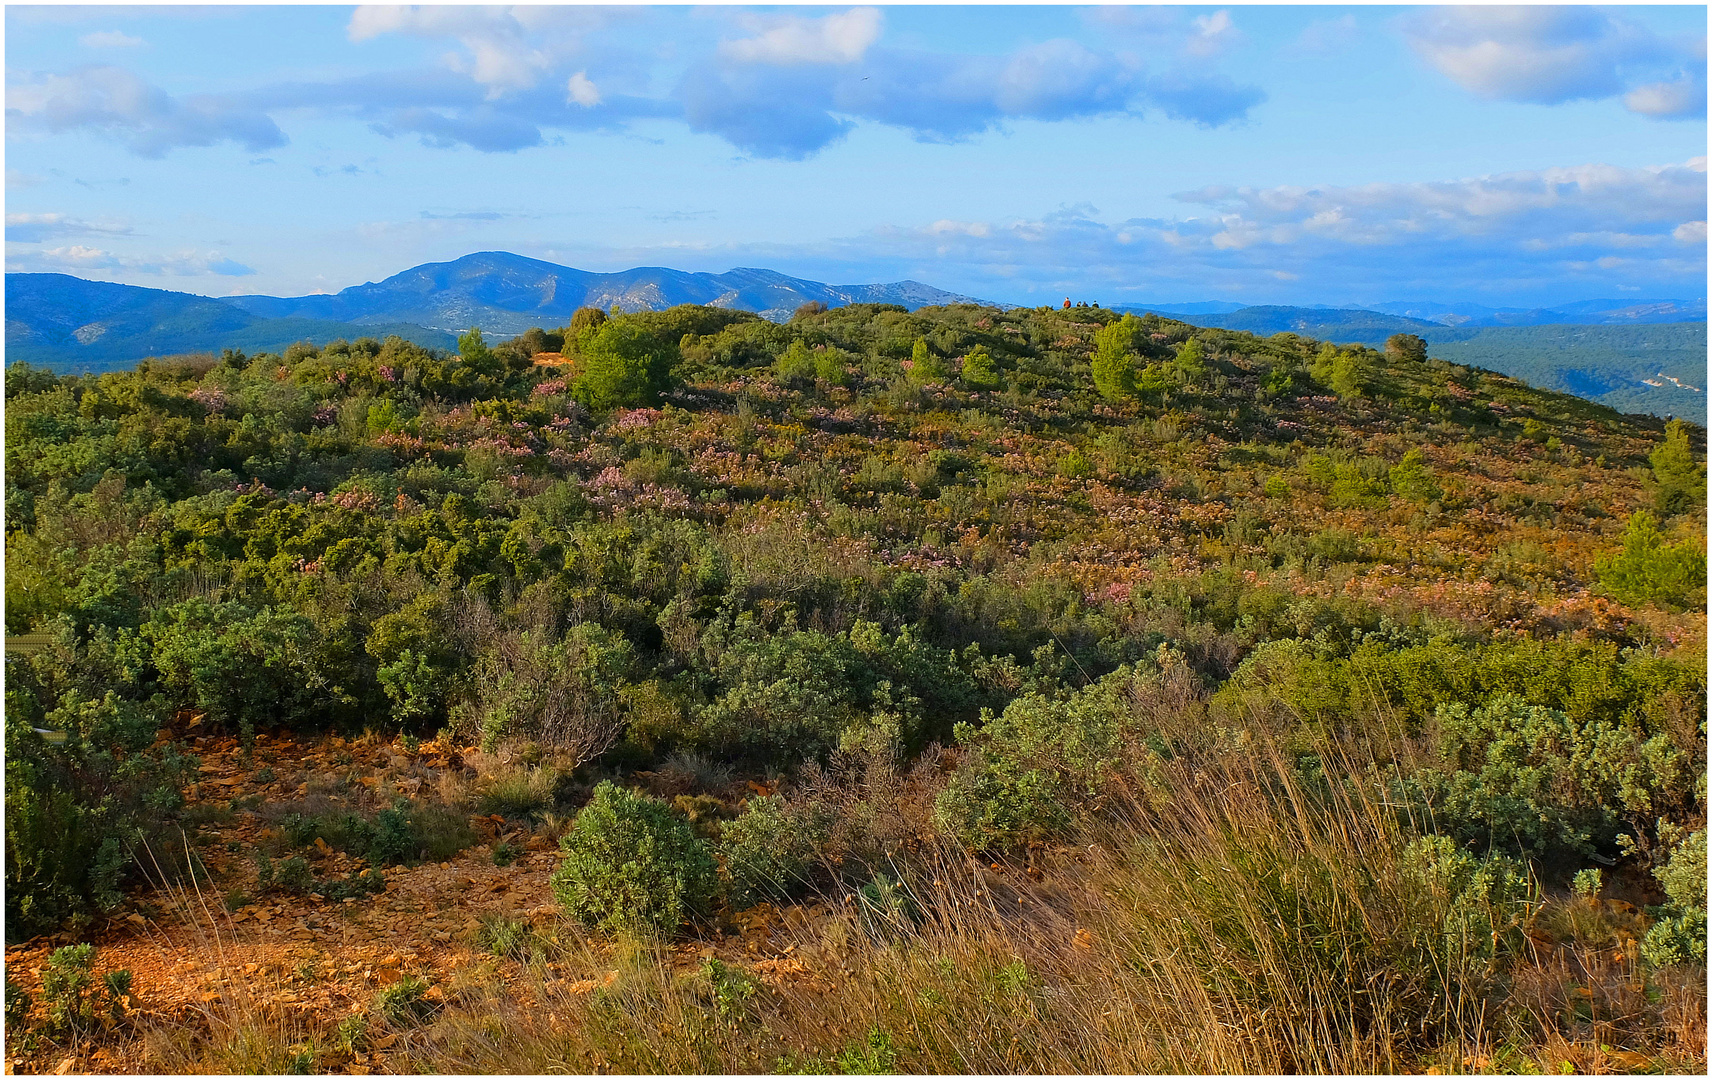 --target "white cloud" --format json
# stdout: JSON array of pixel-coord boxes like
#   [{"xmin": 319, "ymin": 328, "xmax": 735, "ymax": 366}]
[
  {"xmin": 720, "ymin": 8, "xmax": 883, "ymax": 66},
  {"xmin": 79, "ymin": 30, "xmax": 146, "ymax": 49},
  {"xmin": 1404, "ymin": 6, "xmax": 1704, "ymax": 120},
  {"xmin": 926, "ymin": 219, "xmax": 990, "ymax": 238},
  {"xmin": 1186, "ymin": 10, "xmax": 1238, "ymax": 58},
  {"xmin": 348, "ymin": 5, "xmax": 609, "ymax": 96},
  {"xmin": 6, "ymin": 245, "xmax": 254, "ymax": 277},
  {"xmin": 566, "ymin": 71, "xmax": 601, "ymax": 108},
  {"xmin": 6, "ymin": 212, "xmax": 132, "ymax": 243},
  {"xmin": 794, "ymin": 158, "xmax": 1707, "ymax": 304},
  {"xmin": 6, "ymin": 169, "xmax": 45, "ymax": 190},
  {"xmin": 6, "ymin": 65, "xmax": 285, "ymax": 156},
  {"xmin": 1624, "ymin": 75, "xmax": 1707, "ymax": 119}
]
